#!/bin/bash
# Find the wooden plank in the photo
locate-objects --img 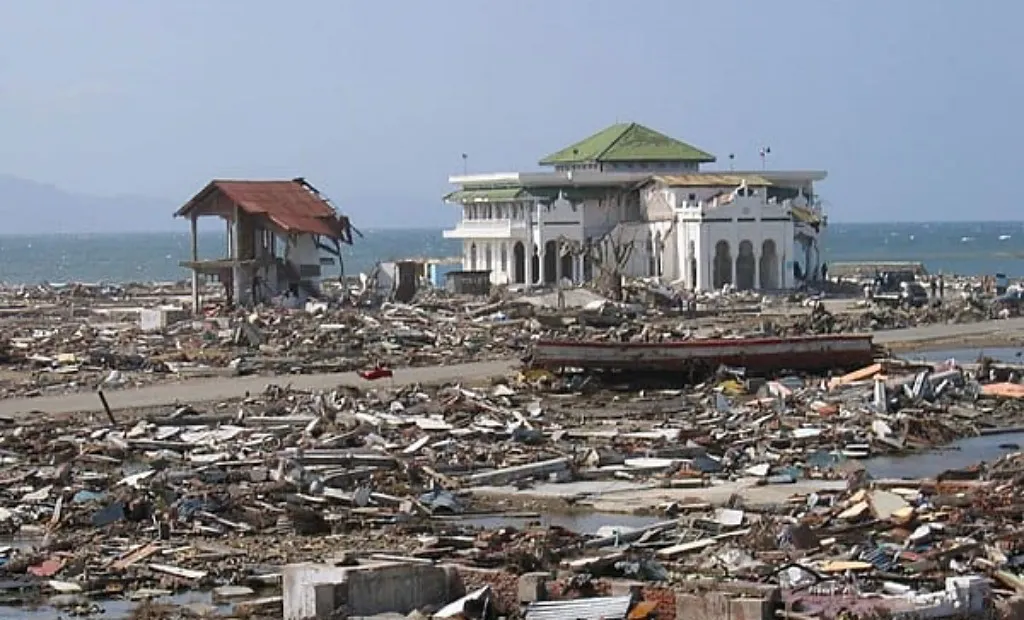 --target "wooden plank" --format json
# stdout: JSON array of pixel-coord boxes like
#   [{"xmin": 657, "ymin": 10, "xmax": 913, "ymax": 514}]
[
  {"xmin": 656, "ymin": 538, "xmax": 717, "ymax": 559},
  {"xmin": 148, "ymin": 563, "xmax": 207, "ymax": 580},
  {"xmin": 112, "ymin": 542, "xmax": 162, "ymax": 571}
]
